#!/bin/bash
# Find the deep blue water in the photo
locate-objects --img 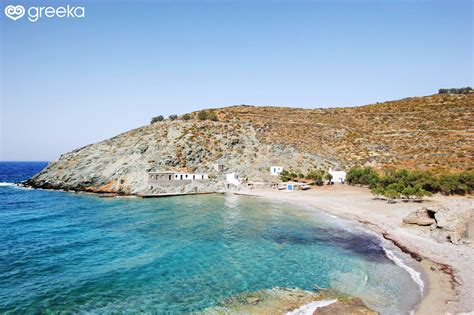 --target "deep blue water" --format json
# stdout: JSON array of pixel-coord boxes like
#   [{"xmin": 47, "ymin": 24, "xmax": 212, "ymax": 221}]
[
  {"xmin": 0, "ymin": 161, "xmax": 48, "ymax": 183},
  {"xmin": 0, "ymin": 162, "xmax": 422, "ymax": 314}
]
